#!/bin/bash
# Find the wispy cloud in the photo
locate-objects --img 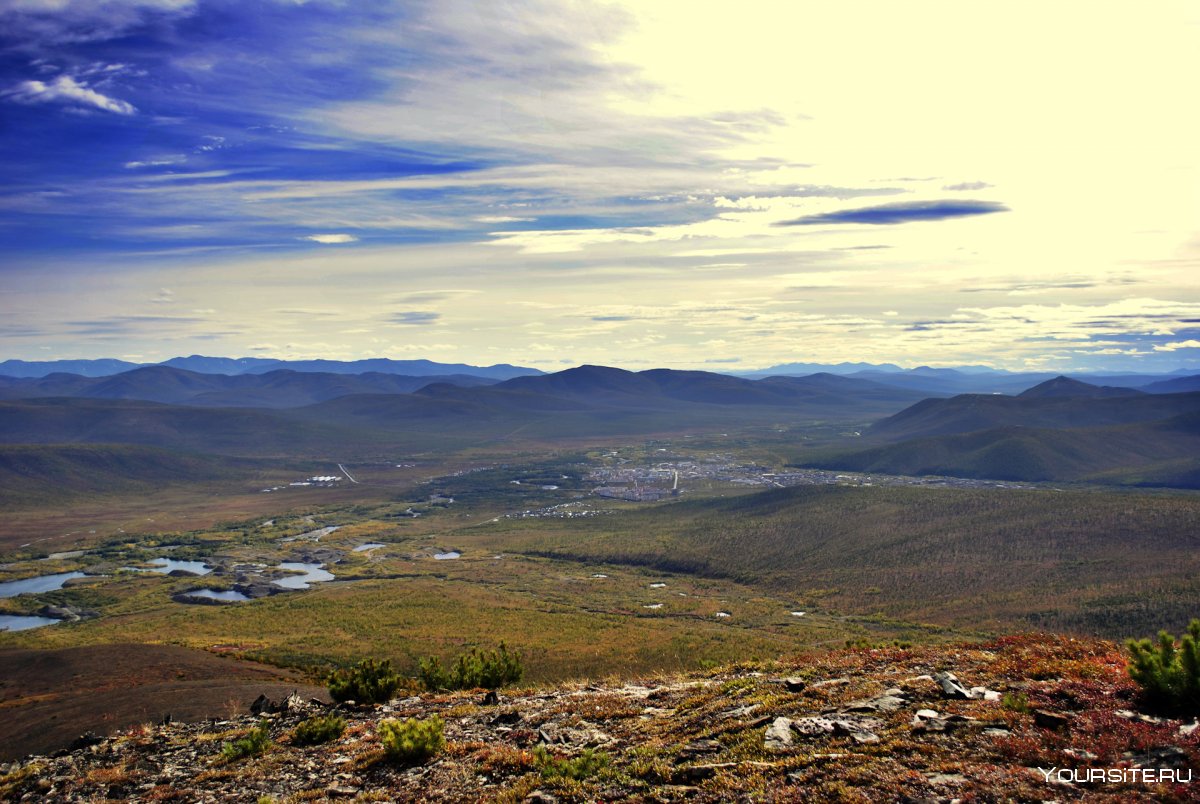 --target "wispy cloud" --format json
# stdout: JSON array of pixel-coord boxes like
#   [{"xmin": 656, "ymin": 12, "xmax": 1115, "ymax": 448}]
[
  {"xmin": 303, "ymin": 233, "xmax": 358, "ymax": 244},
  {"xmin": 7, "ymin": 75, "xmax": 135, "ymax": 114}
]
